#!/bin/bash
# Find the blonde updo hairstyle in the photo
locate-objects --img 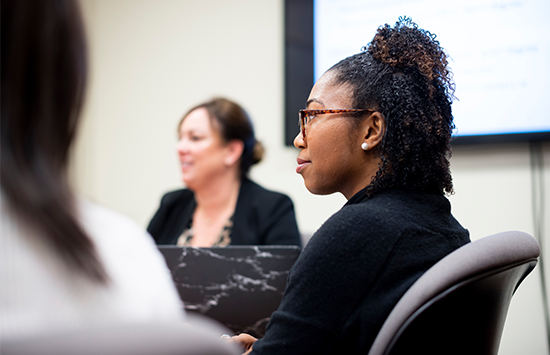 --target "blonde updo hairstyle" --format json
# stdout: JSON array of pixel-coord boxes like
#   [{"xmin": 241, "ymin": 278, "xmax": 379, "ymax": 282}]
[{"xmin": 179, "ymin": 97, "xmax": 264, "ymax": 178}]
